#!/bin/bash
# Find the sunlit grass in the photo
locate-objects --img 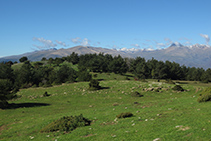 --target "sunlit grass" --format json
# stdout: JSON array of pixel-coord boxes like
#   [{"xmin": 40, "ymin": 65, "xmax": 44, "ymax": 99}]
[{"xmin": 1, "ymin": 78, "xmax": 211, "ymax": 140}]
